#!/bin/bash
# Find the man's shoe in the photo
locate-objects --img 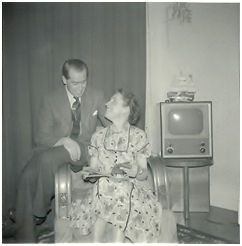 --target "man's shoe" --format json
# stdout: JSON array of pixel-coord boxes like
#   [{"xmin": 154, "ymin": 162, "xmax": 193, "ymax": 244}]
[
  {"xmin": 3, "ymin": 217, "xmax": 17, "ymax": 238},
  {"xmin": 8, "ymin": 208, "xmax": 16, "ymax": 223},
  {"xmin": 34, "ymin": 215, "xmax": 47, "ymax": 226},
  {"xmin": 3, "ymin": 208, "xmax": 17, "ymax": 238}
]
